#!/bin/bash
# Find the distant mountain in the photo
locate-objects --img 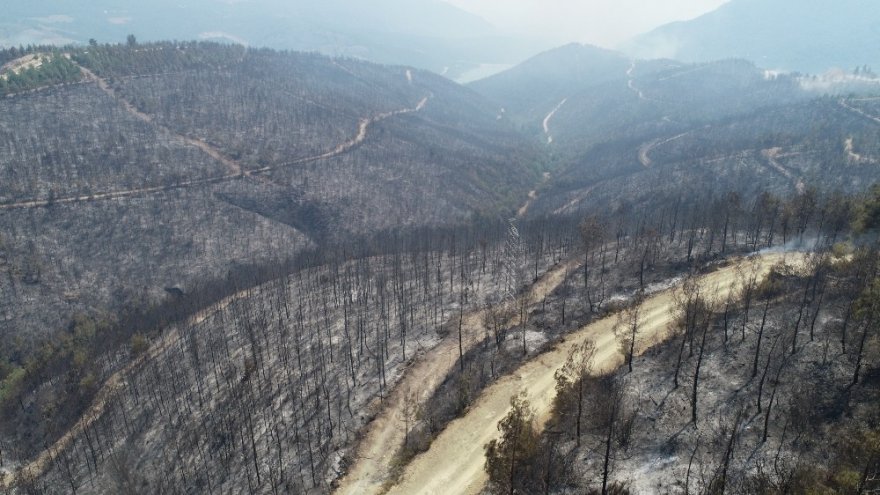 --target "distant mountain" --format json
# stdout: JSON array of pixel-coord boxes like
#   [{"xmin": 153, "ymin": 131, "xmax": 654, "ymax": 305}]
[
  {"xmin": 0, "ymin": 0, "xmax": 547, "ymax": 79},
  {"xmin": 547, "ymin": 59, "xmax": 805, "ymax": 149},
  {"xmin": 468, "ymin": 43, "xmax": 631, "ymax": 122},
  {"xmin": 624, "ymin": 0, "xmax": 880, "ymax": 74}
]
